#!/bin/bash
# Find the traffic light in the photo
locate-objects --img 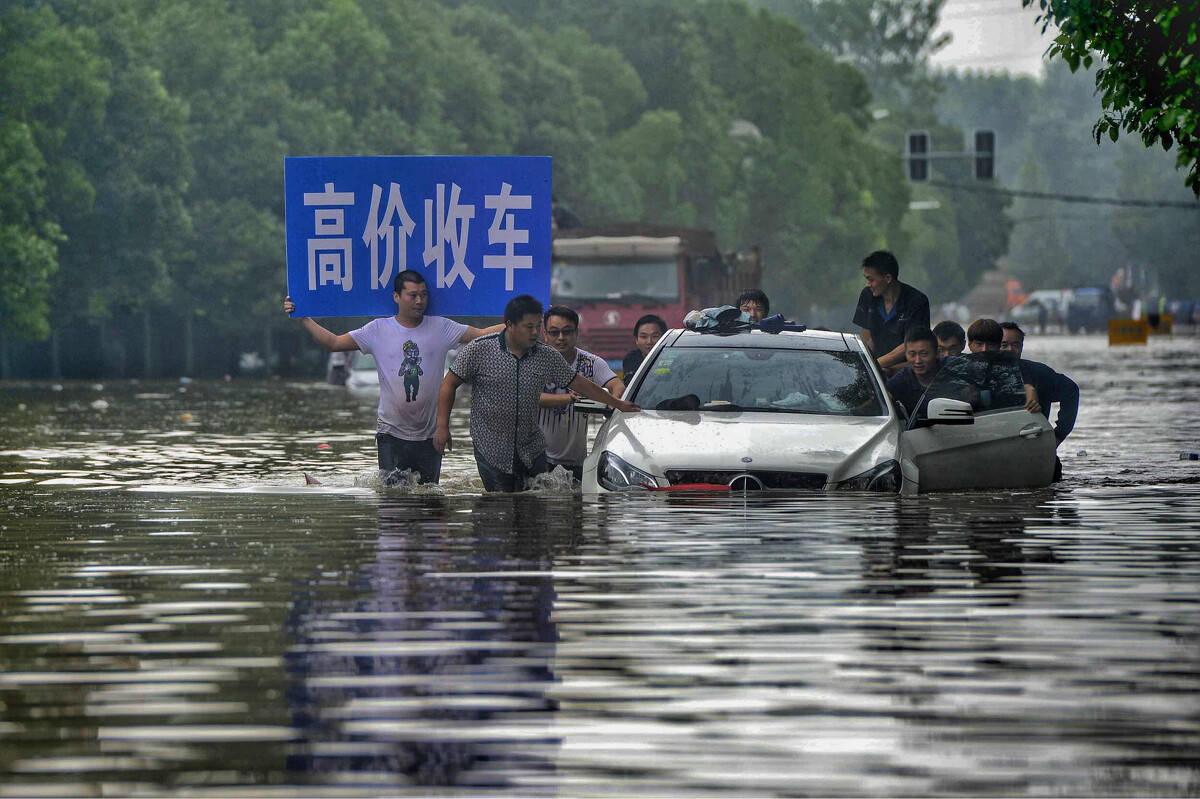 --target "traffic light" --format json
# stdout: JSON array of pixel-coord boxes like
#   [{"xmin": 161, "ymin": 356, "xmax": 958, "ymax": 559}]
[
  {"xmin": 906, "ymin": 131, "xmax": 929, "ymax": 182},
  {"xmin": 974, "ymin": 130, "xmax": 995, "ymax": 180}
]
